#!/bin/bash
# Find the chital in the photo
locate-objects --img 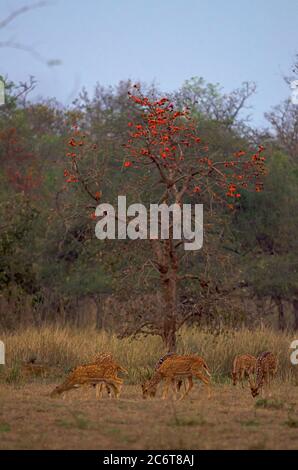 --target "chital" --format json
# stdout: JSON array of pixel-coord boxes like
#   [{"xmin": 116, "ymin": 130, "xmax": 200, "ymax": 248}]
[
  {"xmin": 250, "ymin": 351, "xmax": 278, "ymax": 398},
  {"xmin": 232, "ymin": 354, "xmax": 256, "ymax": 387},
  {"xmin": 91, "ymin": 352, "xmax": 128, "ymax": 397},
  {"xmin": 142, "ymin": 354, "xmax": 211, "ymax": 400},
  {"xmin": 154, "ymin": 352, "xmax": 184, "ymax": 393},
  {"xmin": 51, "ymin": 358, "xmax": 125, "ymax": 399}
]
